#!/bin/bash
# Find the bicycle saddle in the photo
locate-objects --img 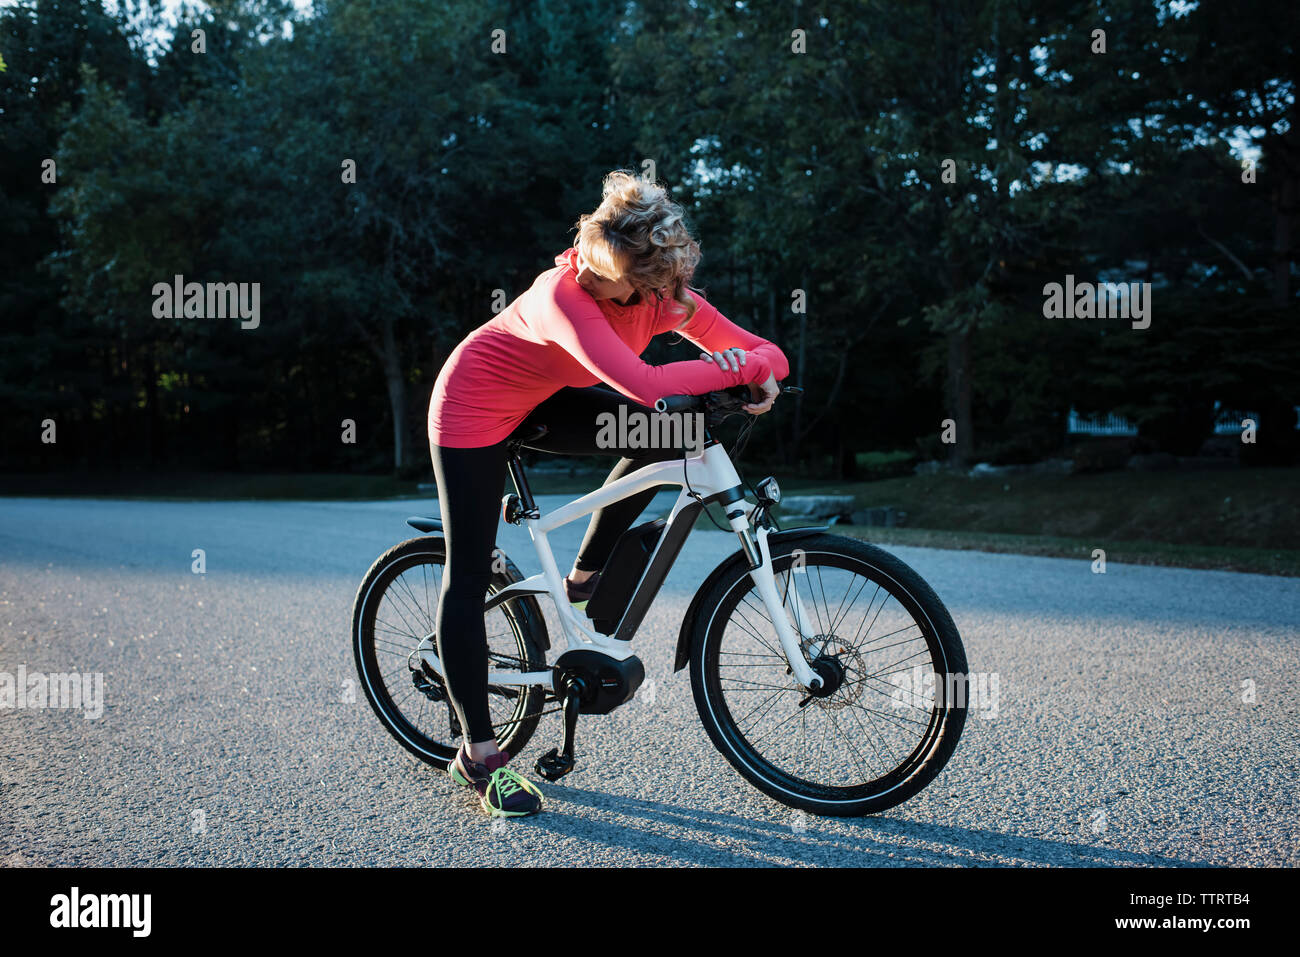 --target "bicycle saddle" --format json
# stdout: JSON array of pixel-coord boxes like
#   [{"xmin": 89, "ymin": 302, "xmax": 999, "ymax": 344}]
[{"xmin": 507, "ymin": 422, "xmax": 549, "ymax": 449}]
